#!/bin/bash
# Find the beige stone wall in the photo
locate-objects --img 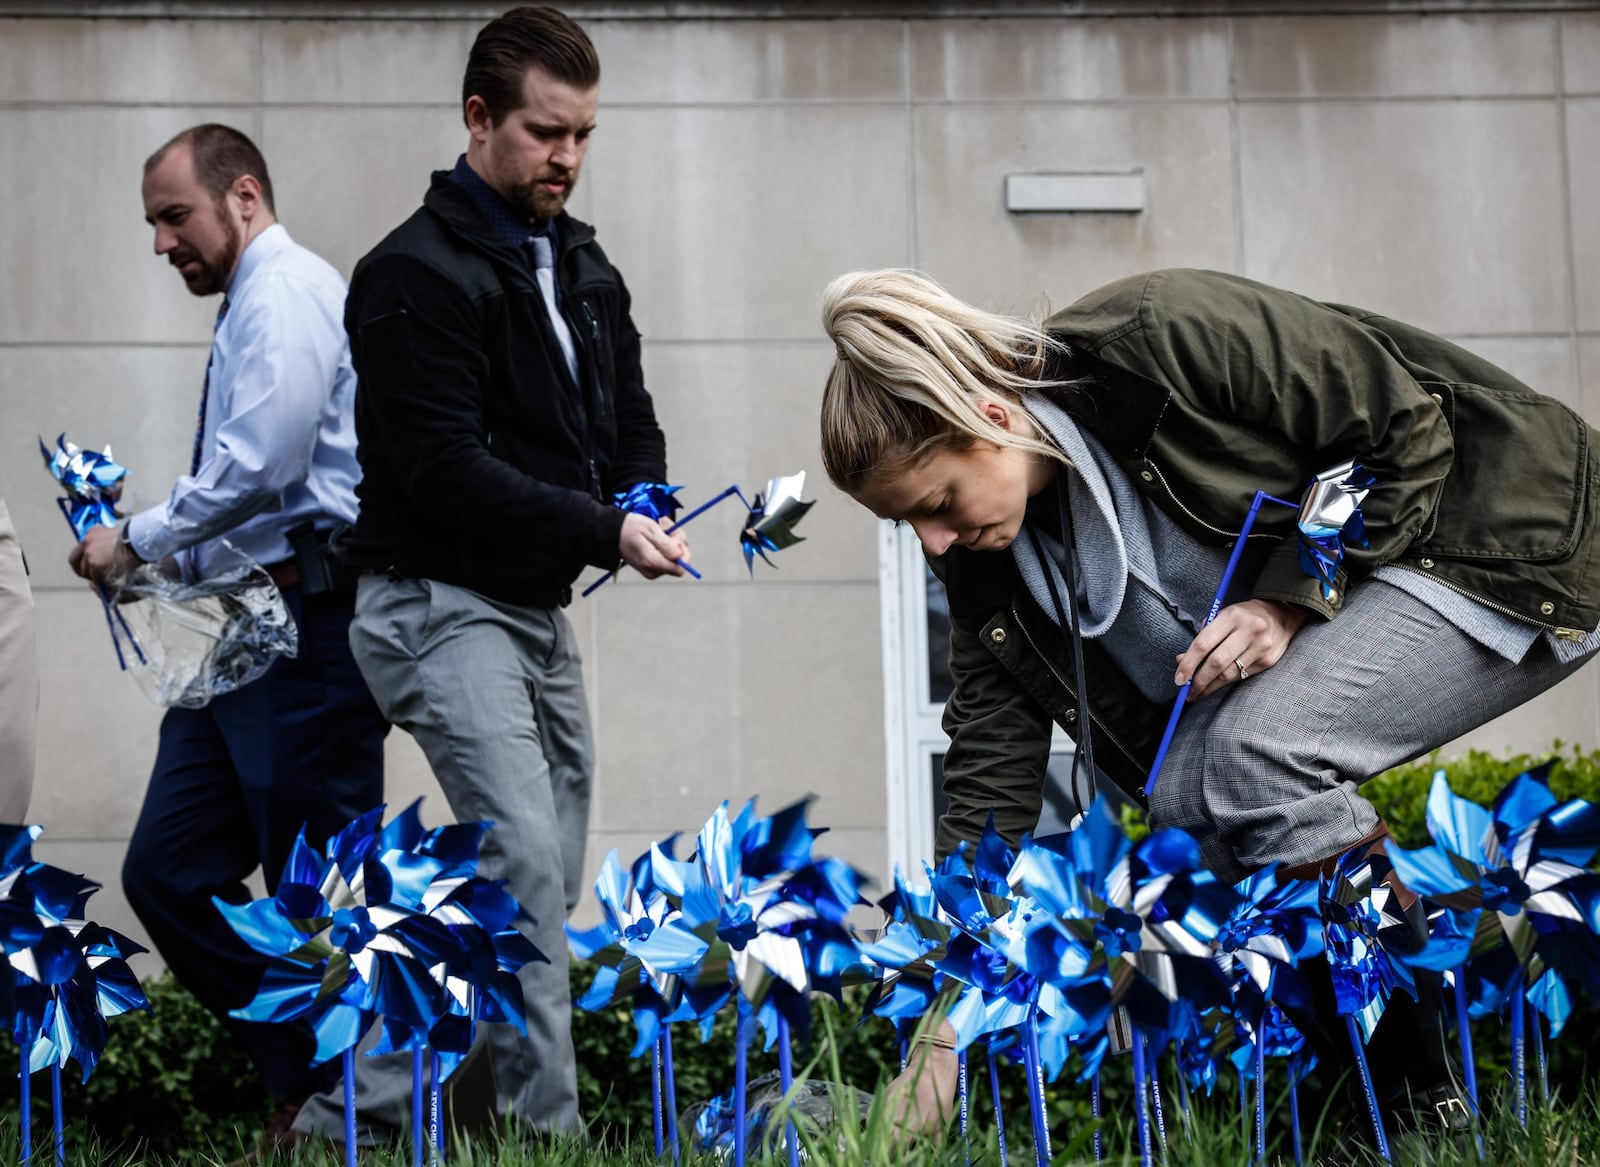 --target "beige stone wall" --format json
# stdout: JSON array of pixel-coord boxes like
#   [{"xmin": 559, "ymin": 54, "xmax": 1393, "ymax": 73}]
[{"xmin": 2, "ymin": 6, "xmax": 1598, "ymax": 970}]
